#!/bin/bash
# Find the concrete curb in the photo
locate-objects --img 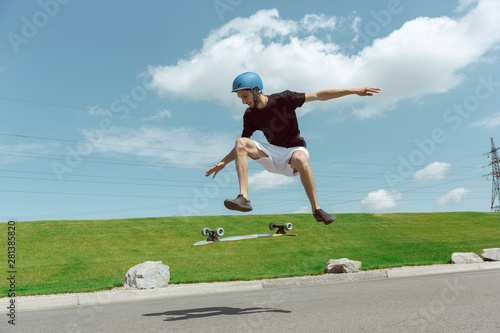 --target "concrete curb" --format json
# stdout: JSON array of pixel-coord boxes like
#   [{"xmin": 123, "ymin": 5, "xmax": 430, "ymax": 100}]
[
  {"xmin": 260, "ymin": 269, "xmax": 389, "ymax": 289},
  {"xmin": 3, "ymin": 262, "xmax": 500, "ymax": 312}
]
